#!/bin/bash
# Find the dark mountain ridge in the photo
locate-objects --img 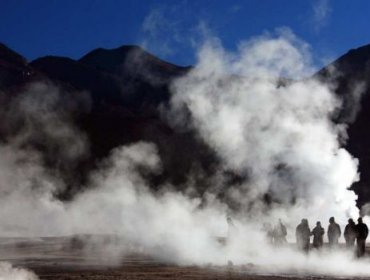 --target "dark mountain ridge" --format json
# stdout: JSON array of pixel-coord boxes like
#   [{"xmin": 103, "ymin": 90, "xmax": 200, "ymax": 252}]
[
  {"xmin": 79, "ymin": 45, "xmax": 191, "ymax": 79},
  {"xmin": 0, "ymin": 43, "xmax": 34, "ymax": 89},
  {"xmin": 316, "ymin": 44, "xmax": 370, "ymax": 206},
  {"xmin": 0, "ymin": 43, "xmax": 216, "ymax": 200}
]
